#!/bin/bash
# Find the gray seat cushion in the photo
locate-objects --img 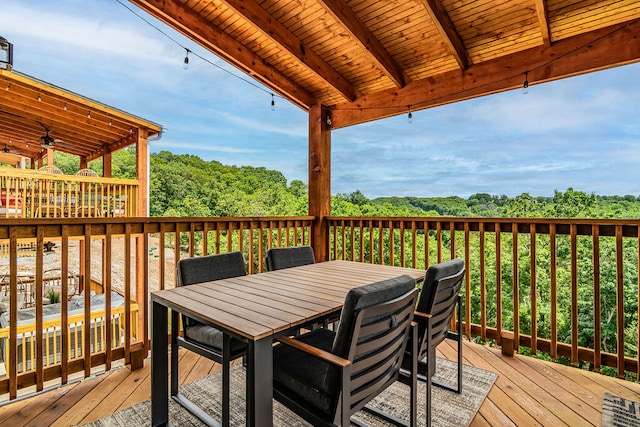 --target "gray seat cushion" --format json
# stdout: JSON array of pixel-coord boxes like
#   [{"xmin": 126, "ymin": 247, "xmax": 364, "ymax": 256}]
[
  {"xmin": 184, "ymin": 324, "xmax": 246, "ymax": 353},
  {"xmin": 273, "ymin": 328, "xmax": 336, "ymax": 415}
]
